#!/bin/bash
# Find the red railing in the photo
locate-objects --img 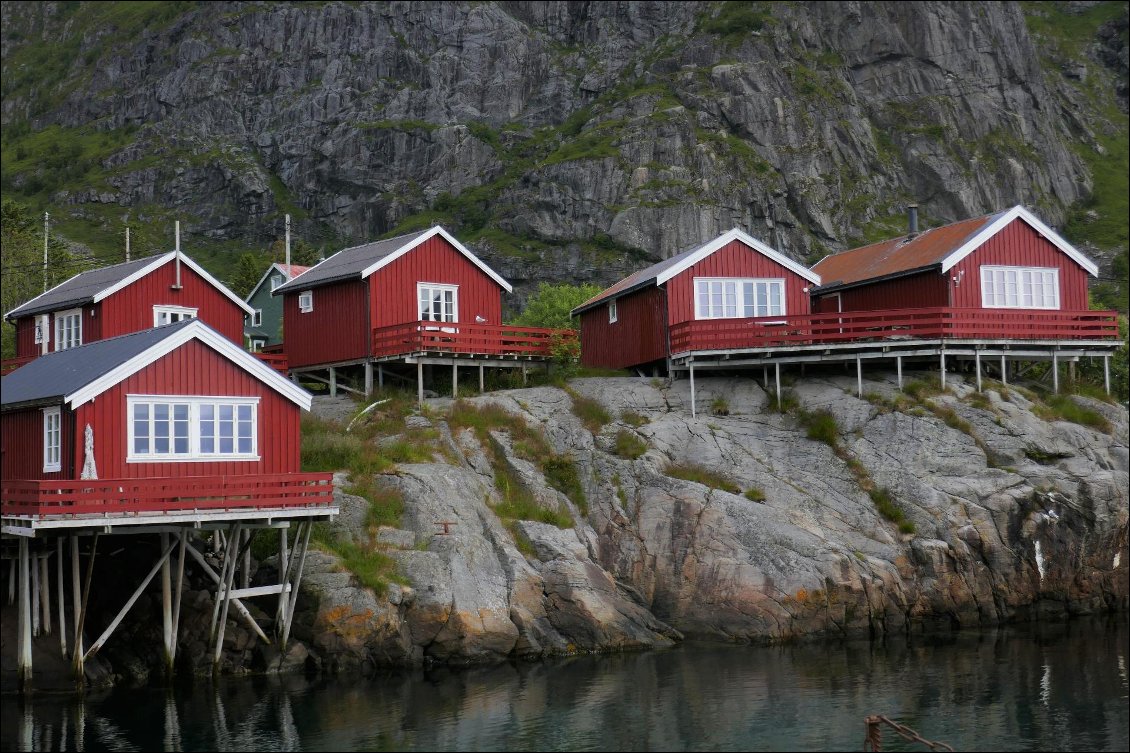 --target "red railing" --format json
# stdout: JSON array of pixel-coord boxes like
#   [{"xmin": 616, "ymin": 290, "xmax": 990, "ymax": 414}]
[
  {"xmin": 669, "ymin": 308, "xmax": 1120, "ymax": 355},
  {"xmin": 253, "ymin": 351, "xmax": 289, "ymax": 373},
  {"xmin": 372, "ymin": 320, "xmax": 577, "ymax": 359},
  {"xmin": 1, "ymin": 473, "xmax": 335, "ymax": 518},
  {"xmin": 1, "ymin": 354, "xmax": 37, "ymax": 375}
]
